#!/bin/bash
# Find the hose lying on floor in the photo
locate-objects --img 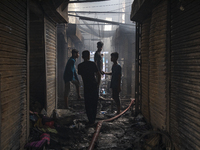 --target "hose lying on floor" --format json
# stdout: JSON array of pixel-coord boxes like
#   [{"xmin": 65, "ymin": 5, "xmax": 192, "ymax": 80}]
[{"xmin": 88, "ymin": 98, "xmax": 135, "ymax": 150}]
